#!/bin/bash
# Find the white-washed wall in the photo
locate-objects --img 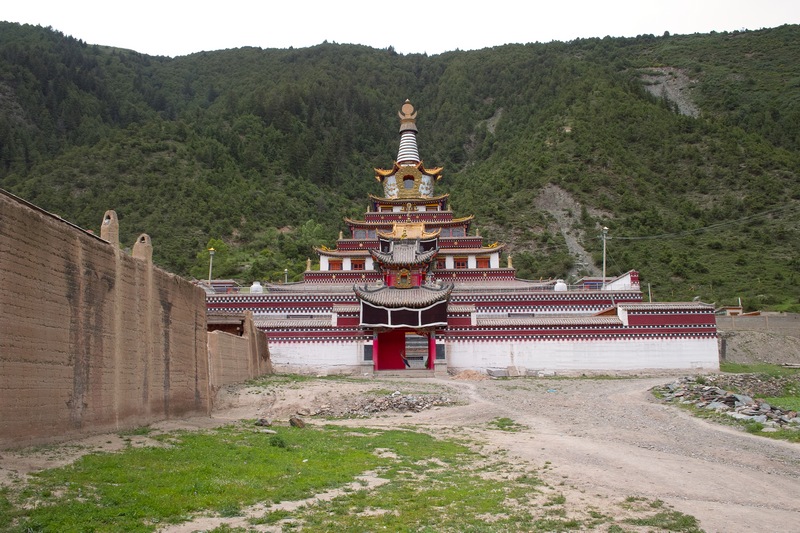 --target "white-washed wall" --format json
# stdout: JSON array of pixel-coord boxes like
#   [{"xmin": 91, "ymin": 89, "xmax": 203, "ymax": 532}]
[
  {"xmin": 269, "ymin": 341, "xmax": 370, "ymax": 374},
  {"xmin": 266, "ymin": 336, "xmax": 718, "ymax": 374},
  {"xmin": 446, "ymin": 337, "xmax": 719, "ymax": 372}
]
